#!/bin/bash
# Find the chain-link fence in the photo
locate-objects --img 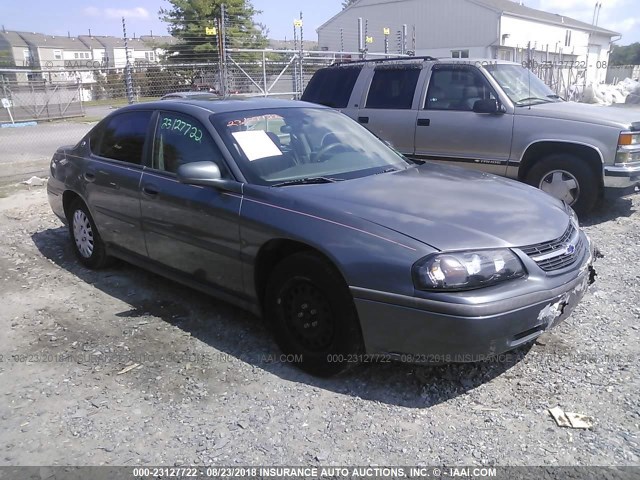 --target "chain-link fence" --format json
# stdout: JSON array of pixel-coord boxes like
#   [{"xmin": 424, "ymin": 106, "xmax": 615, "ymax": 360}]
[
  {"xmin": 0, "ymin": 45, "xmax": 597, "ymax": 187},
  {"xmin": 0, "ymin": 48, "xmax": 400, "ymax": 119},
  {"xmin": 0, "ymin": 48, "xmax": 398, "ymax": 186},
  {"xmin": 0, "ymin": 75, "xmax": 85, "ymax": 123}
]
